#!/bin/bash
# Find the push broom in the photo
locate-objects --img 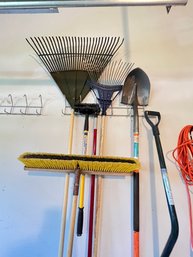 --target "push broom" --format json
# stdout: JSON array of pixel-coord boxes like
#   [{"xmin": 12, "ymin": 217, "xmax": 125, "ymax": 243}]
[
  {"xmin": 89, "ymin": 60, "xmax": 134, "ymax": 257},
  {"xmin": 121, "ymin": 68, "xmax": 150, "ymax": 257},
  {"xmin": 26, "ymin": 36, "xmax": 124, "ymax": 257},
  {"xmin": 18, "ymin": 153, "xmax": 140, "ymax": 255}
]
